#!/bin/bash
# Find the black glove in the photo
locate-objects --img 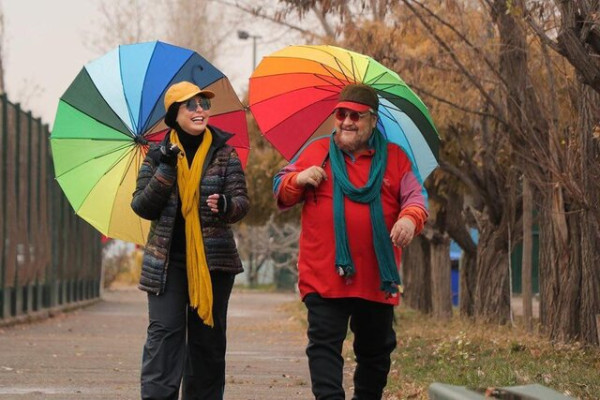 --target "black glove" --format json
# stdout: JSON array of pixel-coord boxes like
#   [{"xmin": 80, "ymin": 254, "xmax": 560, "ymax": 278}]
[
  {"xmin": 160, "ymin": 143, "xmax": 181, "ymax": 166},
  {"xmin": 216, "ymin": 194, "xmax": 231, "ymax": 213}
]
